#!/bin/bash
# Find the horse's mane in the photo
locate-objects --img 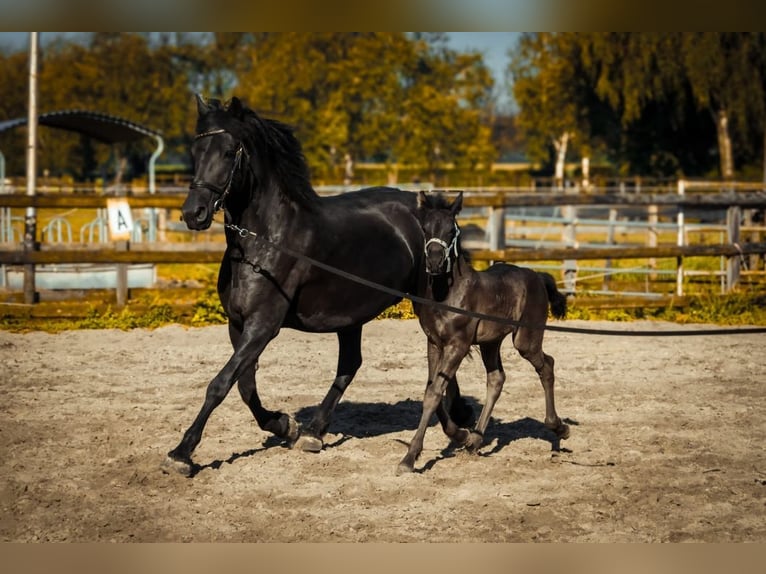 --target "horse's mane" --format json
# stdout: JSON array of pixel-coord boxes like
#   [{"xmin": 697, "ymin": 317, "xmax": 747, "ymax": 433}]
[{"xmin": 201, "ymin": 98, "xmax": 319, "ymax": 211}]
